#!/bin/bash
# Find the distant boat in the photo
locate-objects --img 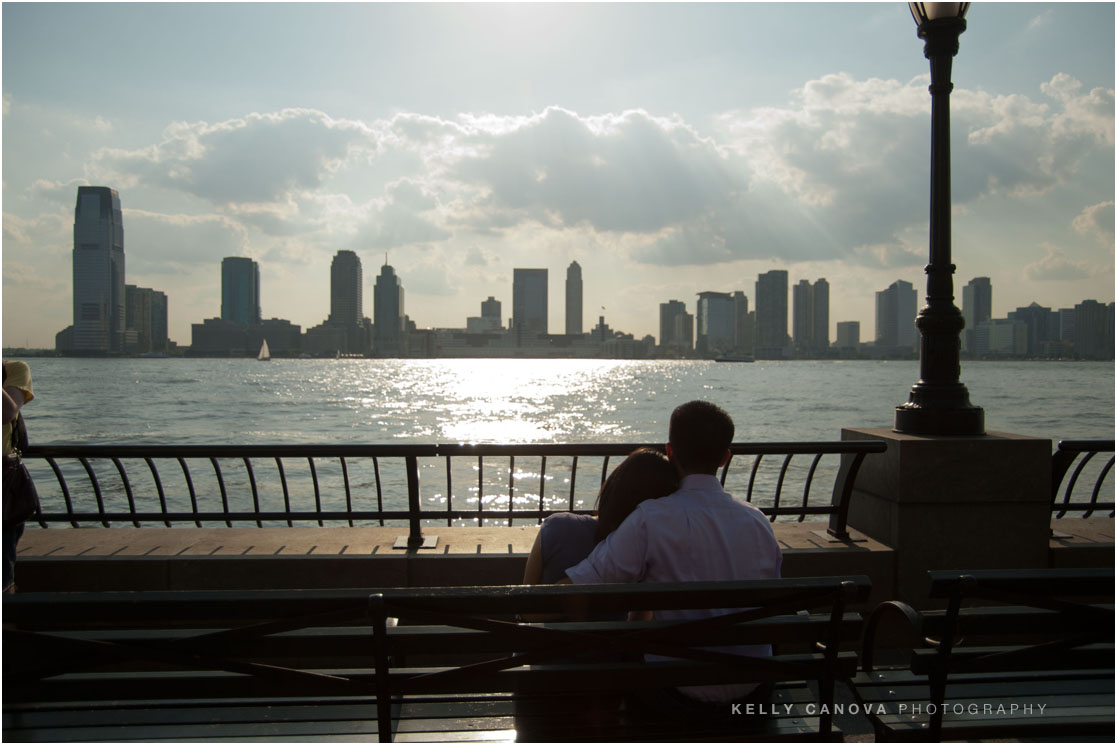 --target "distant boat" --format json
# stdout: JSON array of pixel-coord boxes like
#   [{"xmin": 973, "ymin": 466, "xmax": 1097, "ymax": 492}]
[
  {"xmin": 715, "ymin": 353, "xmax": 754, "ymax": 363},
  {"xmin": 257, "ymin": 340, "xmax": 271, "ymax": 361}
]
